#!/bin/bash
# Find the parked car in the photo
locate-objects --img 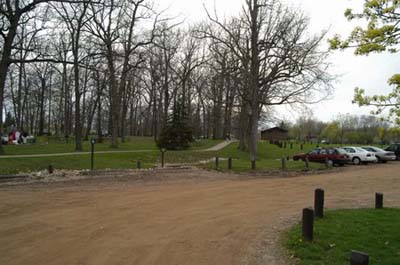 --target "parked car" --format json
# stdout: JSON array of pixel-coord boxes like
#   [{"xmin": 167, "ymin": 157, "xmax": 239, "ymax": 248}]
[
  {"xmin": 341, "ymin": 146, "xmax": 377, "ymax": 165},
  {"xmin": 385, "ymin": 143, "xmax": 400, "ymax": 160},
  {"xmin": 1, "ymin": 134, "xmax": 8, "ymax": 145},
  {"xmin": 361, "ymin": 146, "xmax": 396, "ymax": 163},
  {"xmin": 293, "ymin": 147, "xmax": 350, "ymax": 166}
]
